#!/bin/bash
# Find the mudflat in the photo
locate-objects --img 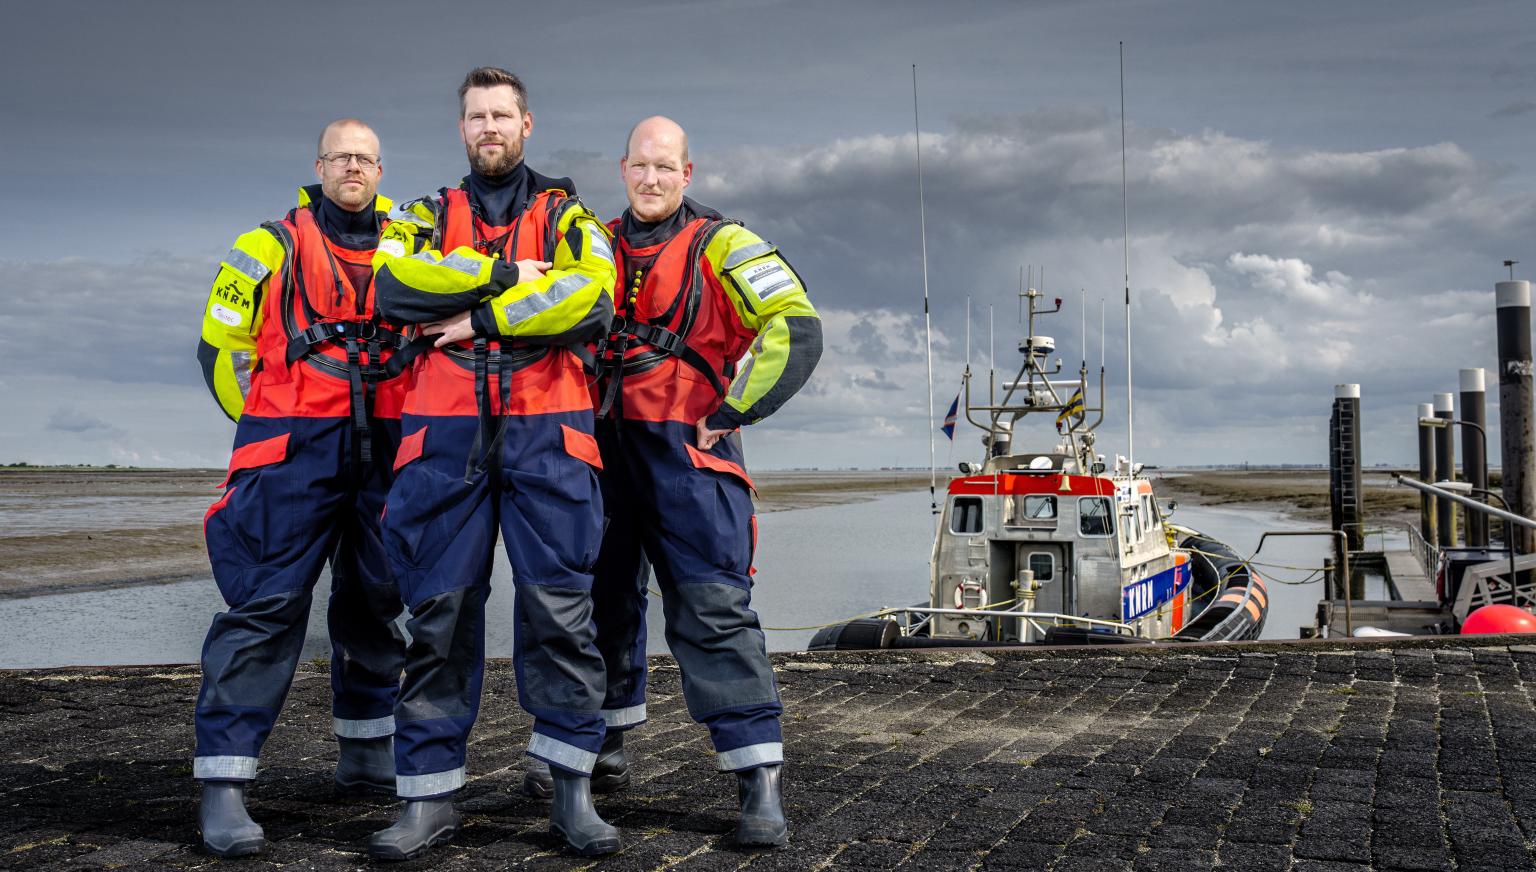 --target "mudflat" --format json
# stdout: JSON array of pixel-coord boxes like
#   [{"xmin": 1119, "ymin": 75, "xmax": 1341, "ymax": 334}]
[
  {"xmin": 1, "ymin": 466, "xmax": 1430, "ymax": 600},
  {"xmin": 0, "ymin": 467, "xmax": 935, "ymax": 599},
  {"xmin": 1153, "ymin": 468, "xmax": 1422, "ymax": 530}
]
